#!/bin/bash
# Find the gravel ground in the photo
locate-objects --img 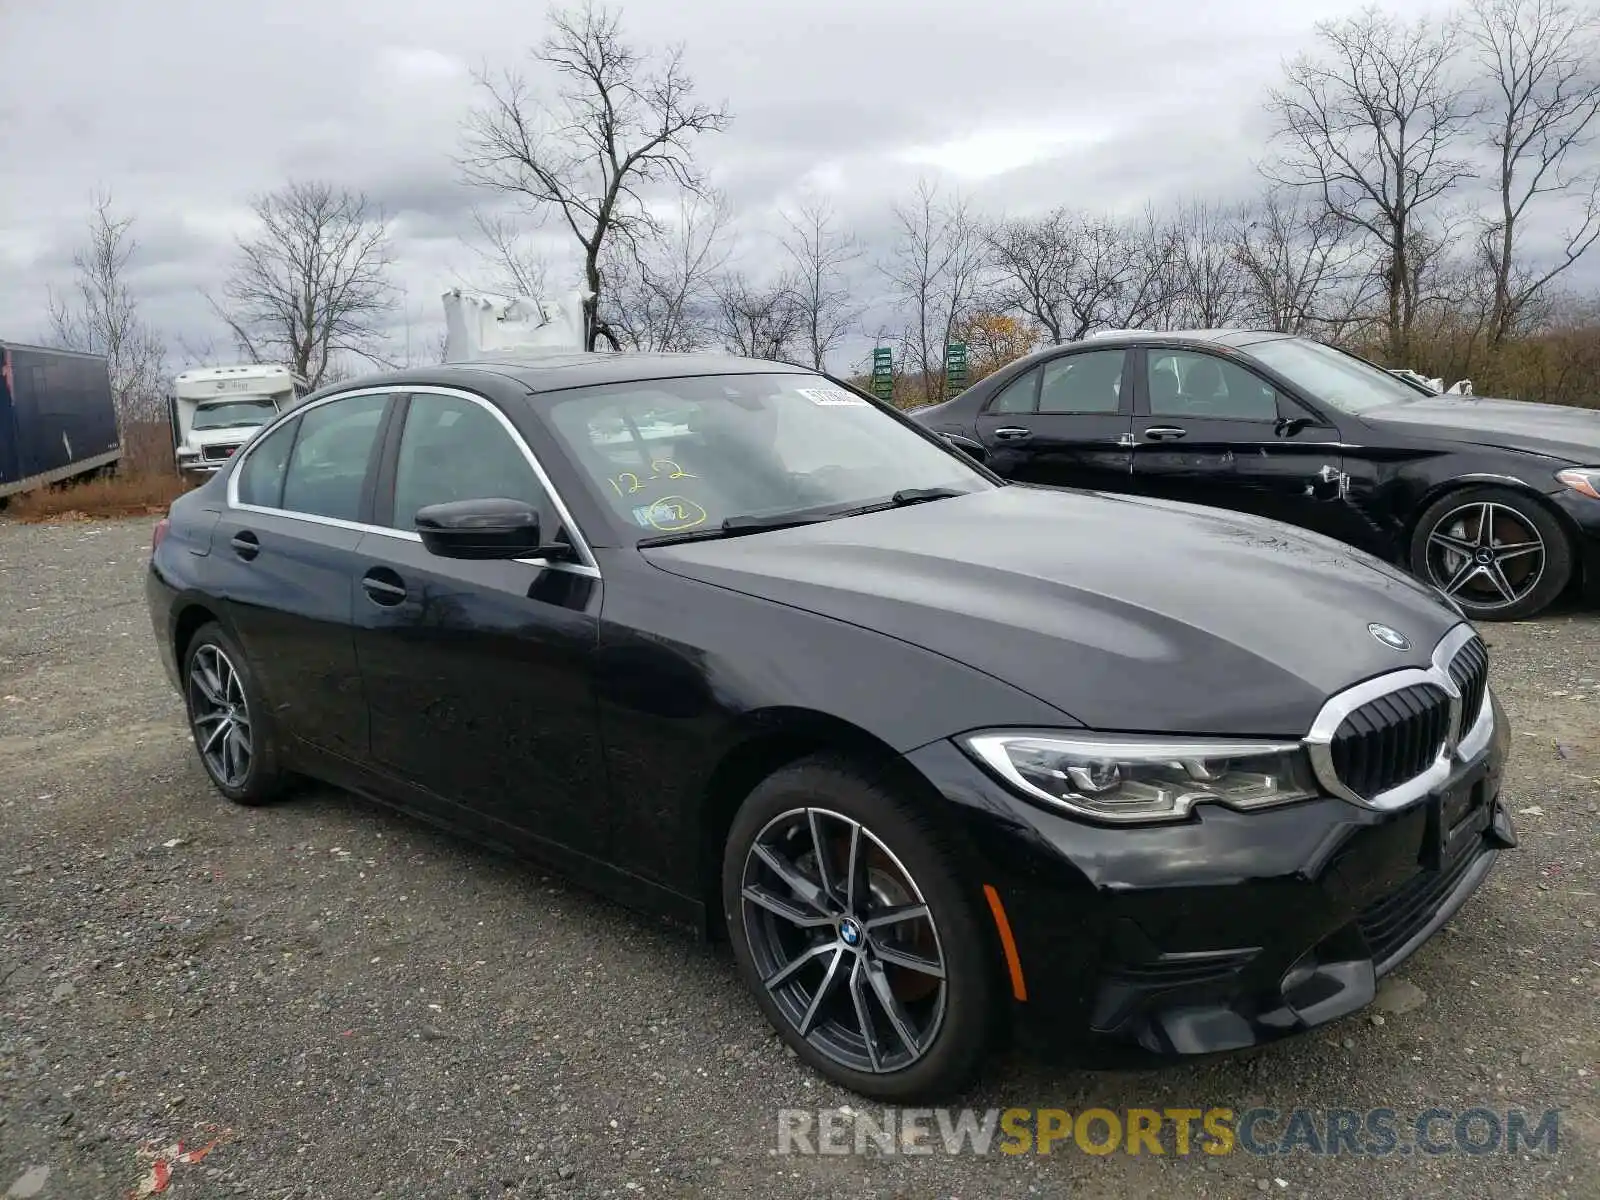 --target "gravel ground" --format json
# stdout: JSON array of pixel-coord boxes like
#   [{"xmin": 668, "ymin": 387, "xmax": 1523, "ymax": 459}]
[{"xmin": 1, "ymin": 515, "xmax": 1595, "ymax": 1200}]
